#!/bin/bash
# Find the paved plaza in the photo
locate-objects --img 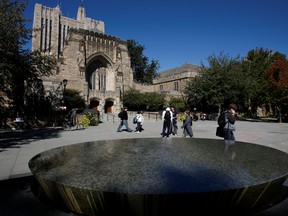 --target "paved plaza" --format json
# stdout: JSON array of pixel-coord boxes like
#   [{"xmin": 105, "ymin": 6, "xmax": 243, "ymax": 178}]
[{"xmin": 0, "ymin": 118, "xmax": 288, "ymax": 215}]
